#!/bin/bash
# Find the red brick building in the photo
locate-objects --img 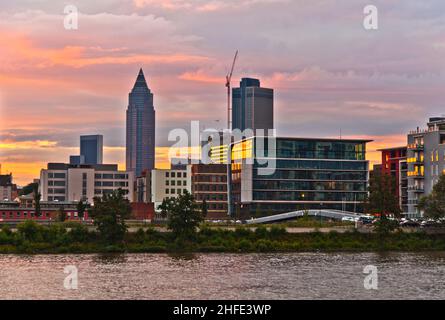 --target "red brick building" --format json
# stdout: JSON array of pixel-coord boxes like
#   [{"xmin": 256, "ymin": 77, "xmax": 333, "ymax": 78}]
[
  {"xmin": 378, "ymin": 146, "xmax": 408, "ymax": 213},
  {"xmin": 191, "ymin": 164, "xmax": 228, "ymax": 219}
]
